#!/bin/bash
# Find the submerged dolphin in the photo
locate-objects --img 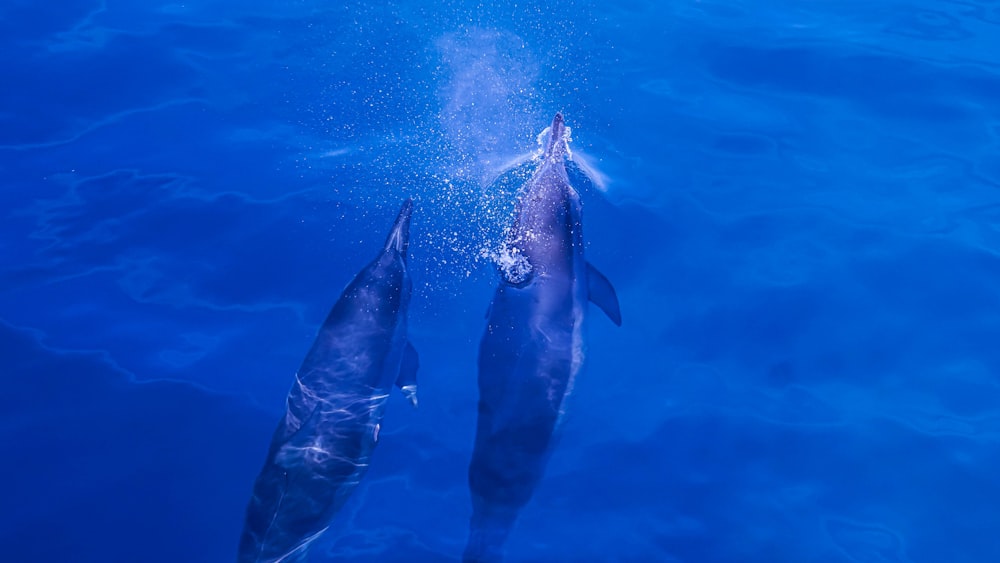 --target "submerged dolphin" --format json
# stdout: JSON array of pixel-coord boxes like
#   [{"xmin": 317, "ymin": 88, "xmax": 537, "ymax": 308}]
[
  {"xmin": 464, "ymin": 114, "xmax": 622, "ymax": 562},
  {"xmin": 238, "ymin": 199, "xmax": 420, "ymax": 563}
]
